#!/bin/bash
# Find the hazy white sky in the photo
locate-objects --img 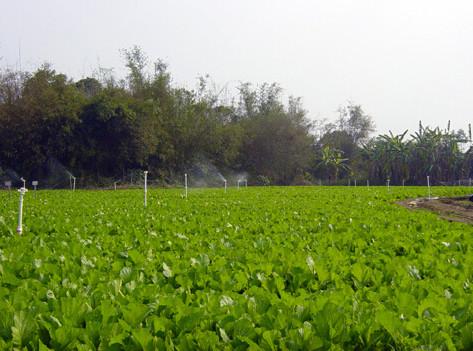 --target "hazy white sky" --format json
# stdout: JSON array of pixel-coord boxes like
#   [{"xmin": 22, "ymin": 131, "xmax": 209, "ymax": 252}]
[{"xmin": 1, "ymin": 0, "xmax": 472, "ymax": 135}]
